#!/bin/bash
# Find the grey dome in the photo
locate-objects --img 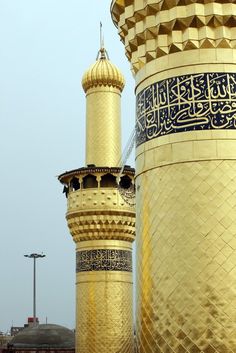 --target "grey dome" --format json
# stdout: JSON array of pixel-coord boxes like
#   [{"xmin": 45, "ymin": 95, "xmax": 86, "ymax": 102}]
[{"xmin": 10, "ymin": 324, "xmax": 75, "ymax": 348}]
